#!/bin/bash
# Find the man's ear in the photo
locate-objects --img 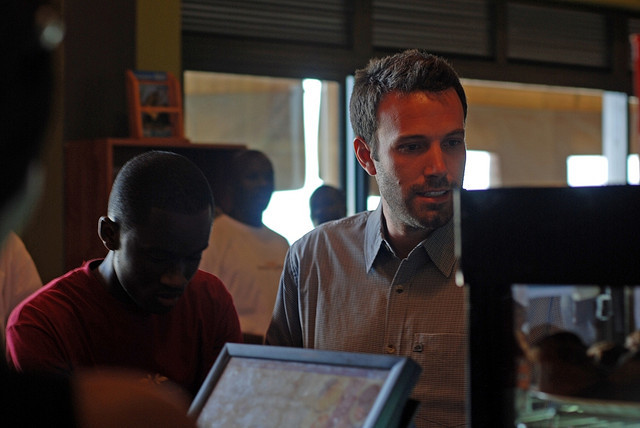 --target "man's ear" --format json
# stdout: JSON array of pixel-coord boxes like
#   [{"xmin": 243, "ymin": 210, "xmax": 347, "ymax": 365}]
[
  {"xmin": 353, "ymin": 136, "xmax": 377, "ymax": 176},
  {"xmin": 98, "ymin": 216, "xmax": 120, "ymax": 251}
]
